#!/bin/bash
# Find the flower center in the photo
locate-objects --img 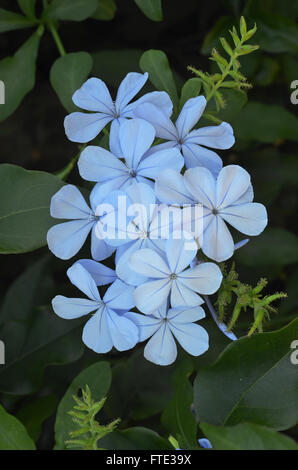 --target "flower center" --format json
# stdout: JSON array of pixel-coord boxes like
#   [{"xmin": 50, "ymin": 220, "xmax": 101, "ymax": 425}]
[
  {"xmin": 170, "ymin": 273, "xmax": 178, "ymax": 280},
  {"xmin": 129, "ymin": 169, "xmax": 137, "ymax": 177},
  {"xmin": 212, "ymin": 208, "xmax": 219, "ymax": 215}
]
